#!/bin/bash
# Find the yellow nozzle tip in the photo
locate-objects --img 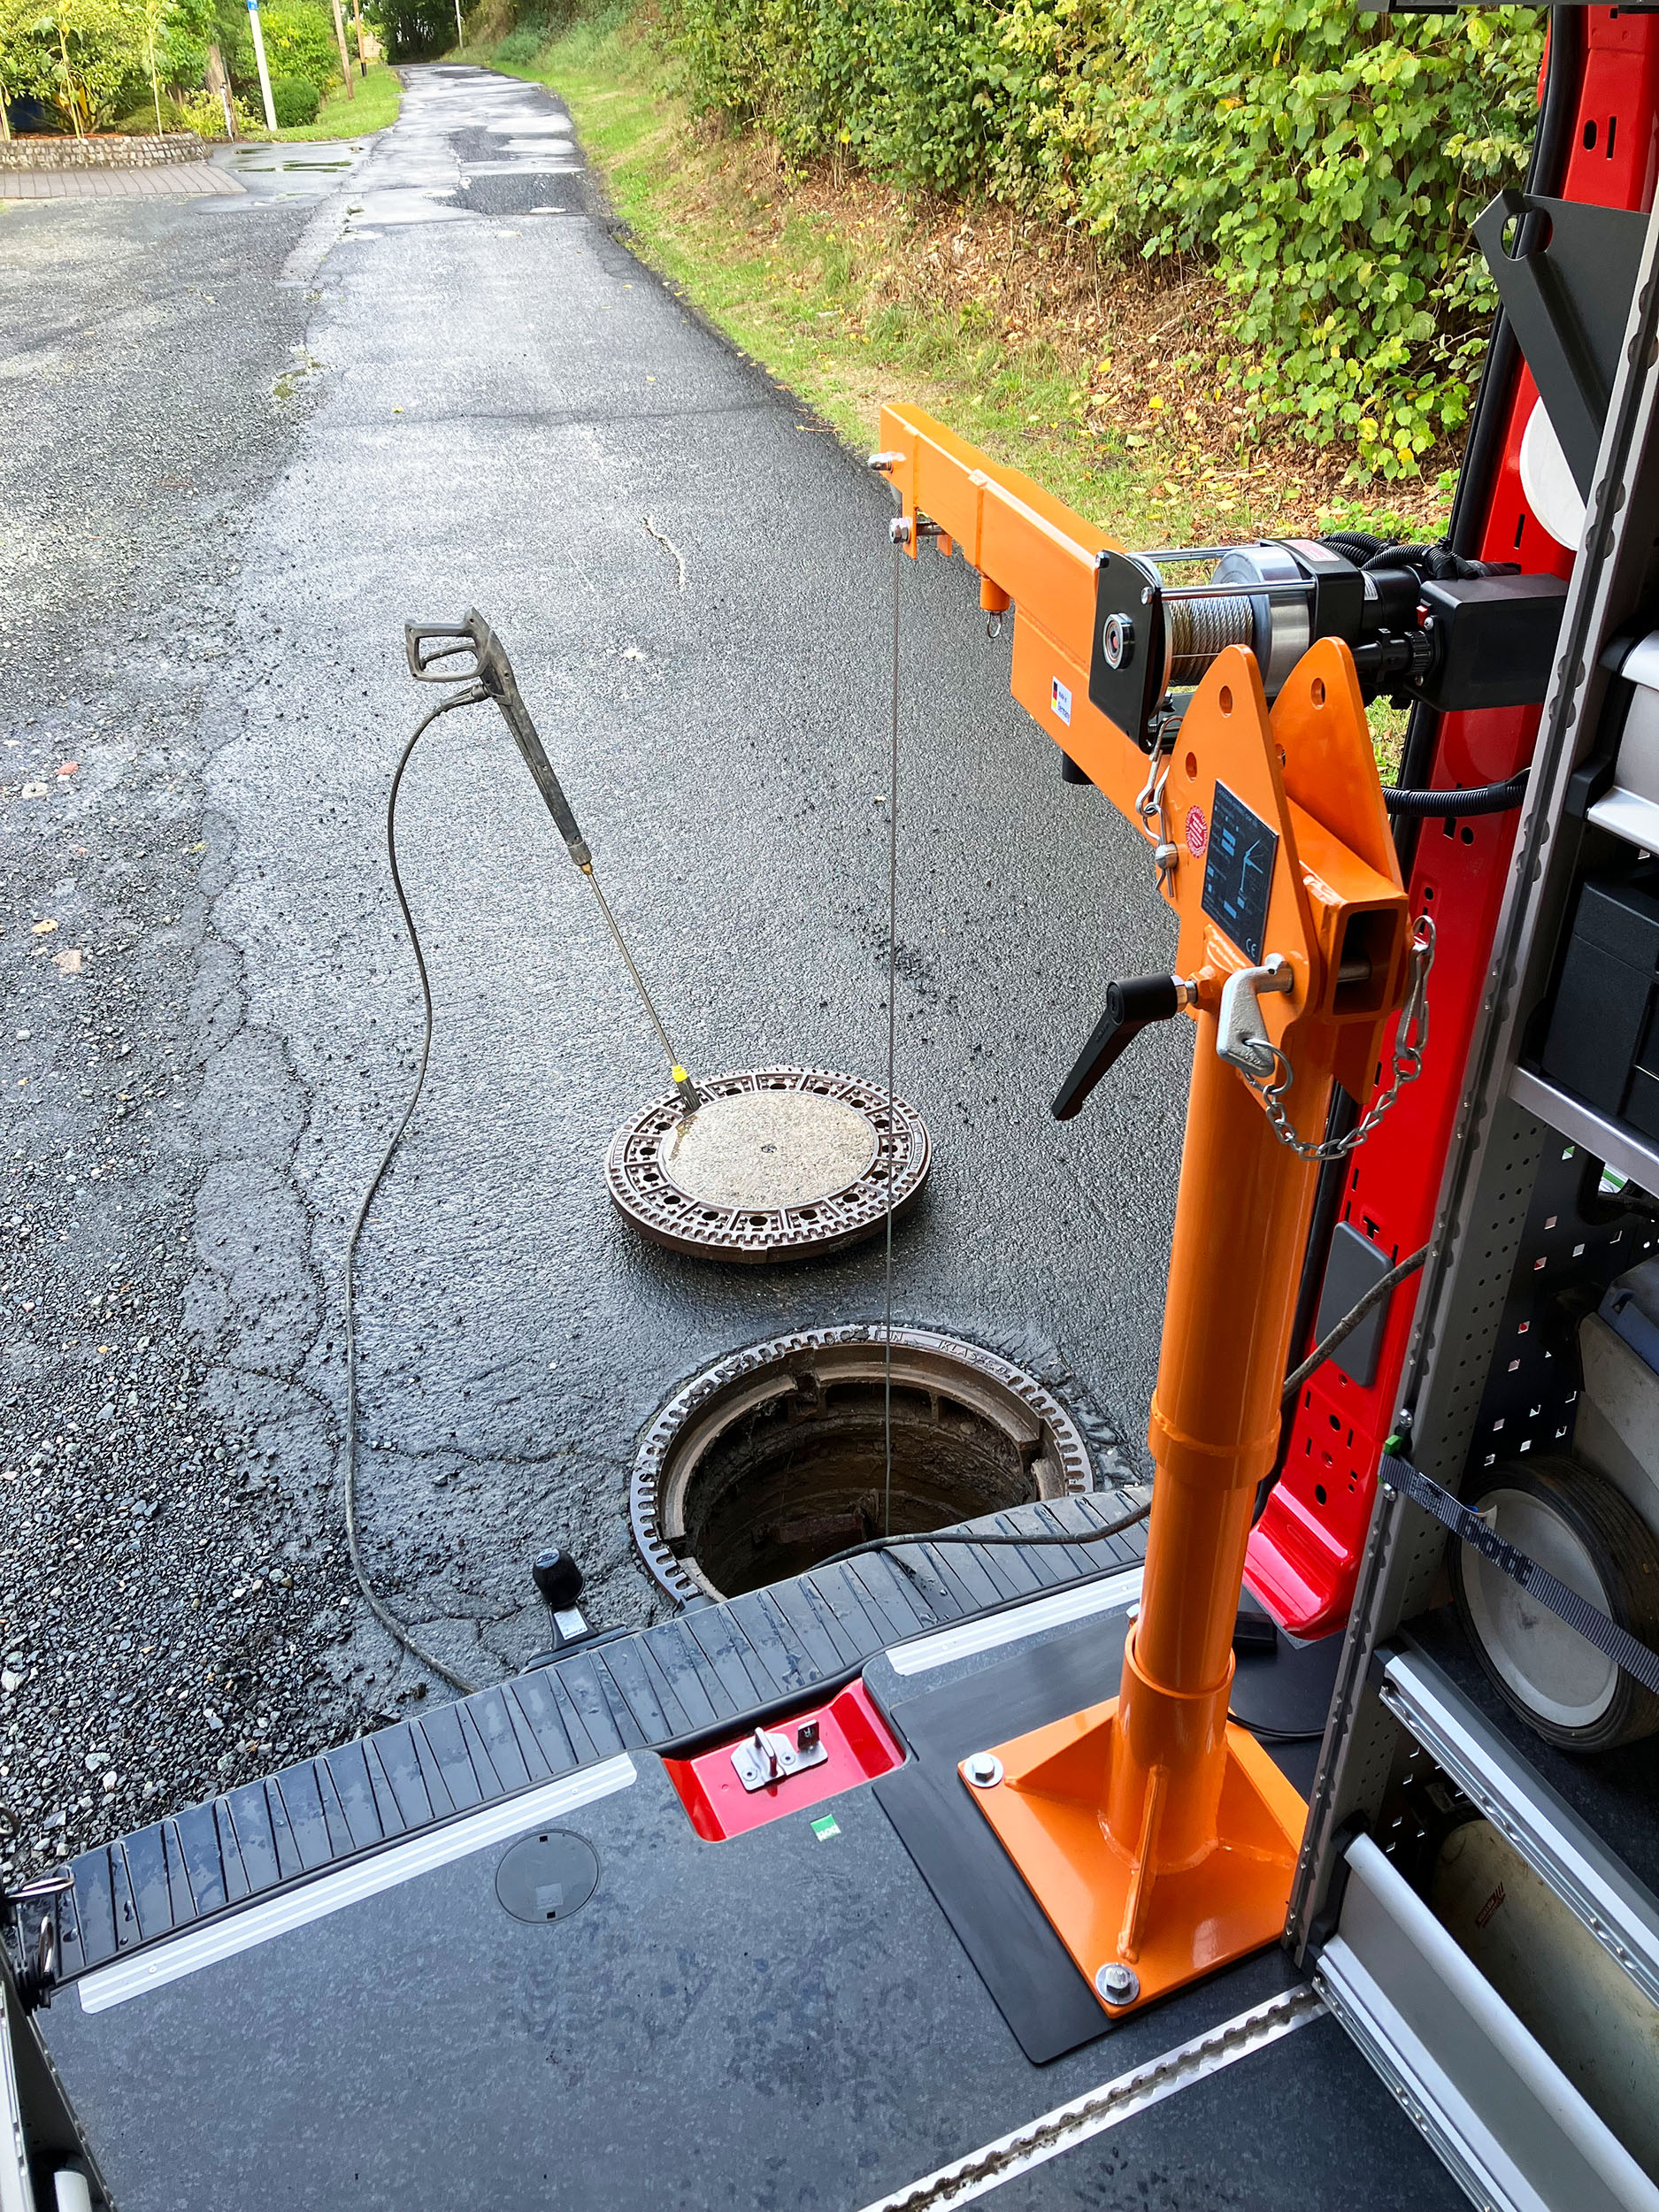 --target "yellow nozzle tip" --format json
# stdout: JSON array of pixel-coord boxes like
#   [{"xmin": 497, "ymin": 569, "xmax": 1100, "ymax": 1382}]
[{"xmin": 672, "ymin": 1066, "xmax": 688, "ymax": 1084}]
